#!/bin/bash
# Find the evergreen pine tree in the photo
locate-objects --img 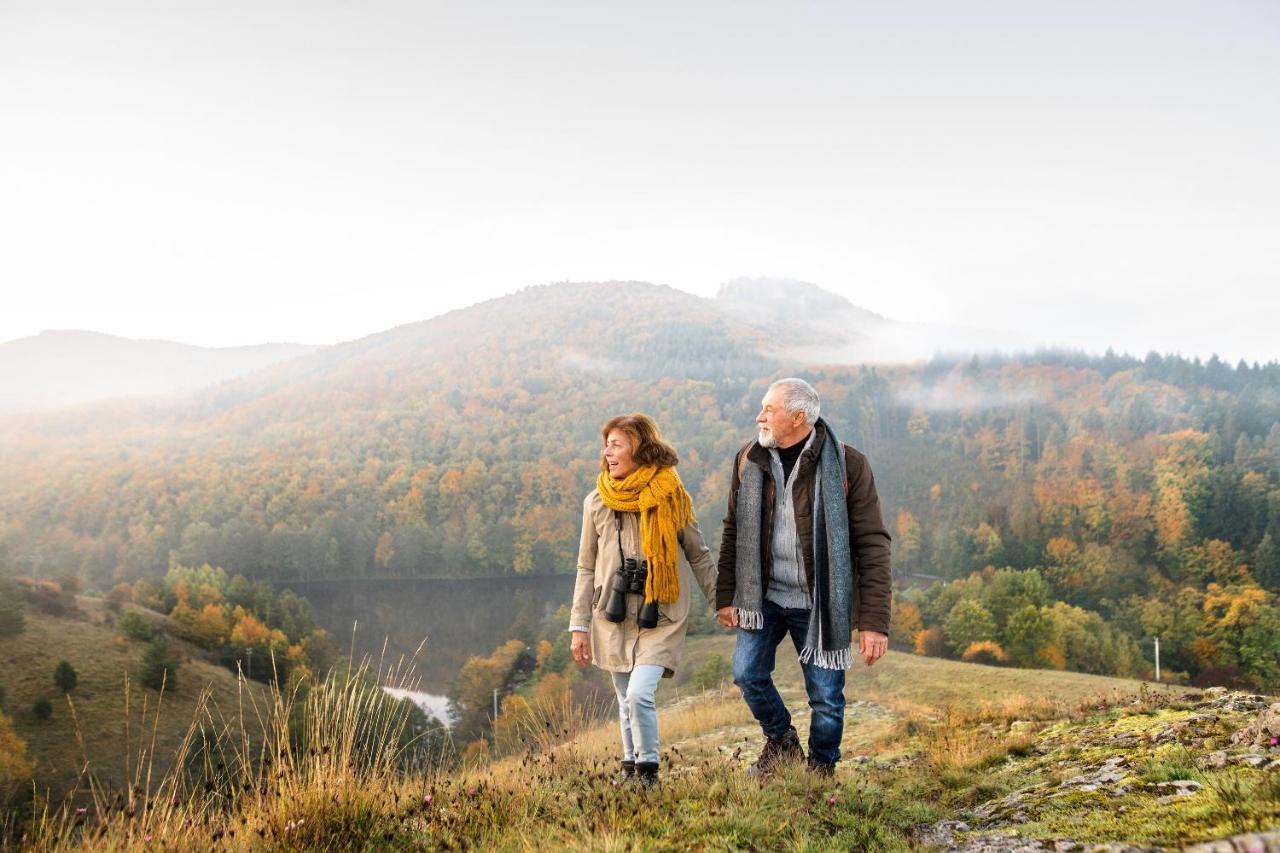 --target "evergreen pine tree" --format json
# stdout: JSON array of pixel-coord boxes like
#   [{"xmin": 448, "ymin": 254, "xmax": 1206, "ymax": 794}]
[
  {"xmin": 140, "ymin": 637, "xmax": 178, "ymax": 690},
  {"xmin": 1253, "ymin": 532, "xmax": 1280, "ymax": 592},
  {"xmin": 53, "ymin": 660, "xmax": 78, "ymax": 693}
]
